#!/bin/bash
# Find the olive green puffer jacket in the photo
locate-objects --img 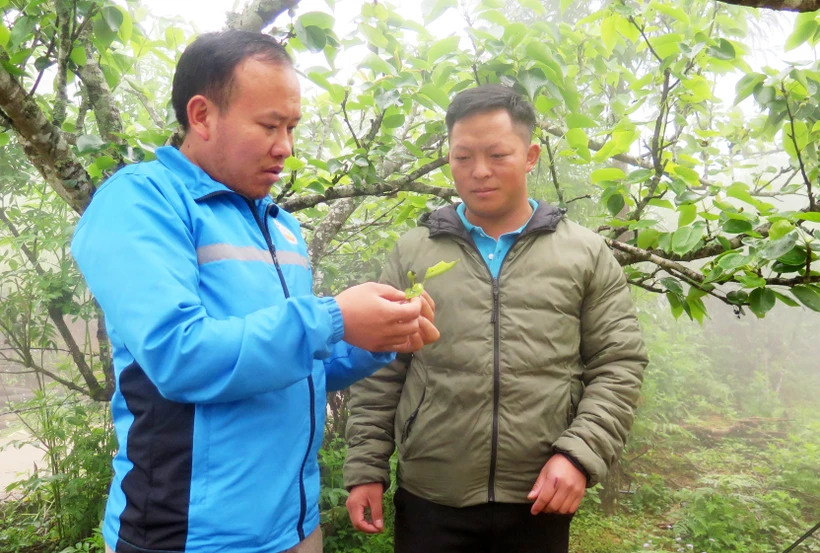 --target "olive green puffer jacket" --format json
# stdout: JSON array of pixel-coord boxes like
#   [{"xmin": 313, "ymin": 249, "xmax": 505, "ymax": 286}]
[{"xmin": 344, "ymin": 202, "xmax": 647, "ymax": 507}]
